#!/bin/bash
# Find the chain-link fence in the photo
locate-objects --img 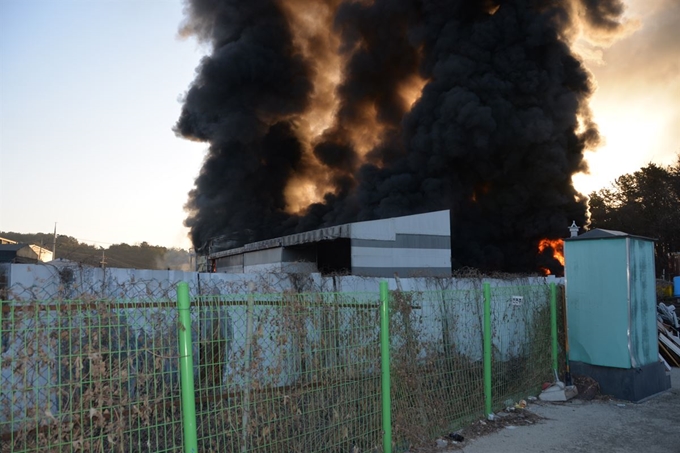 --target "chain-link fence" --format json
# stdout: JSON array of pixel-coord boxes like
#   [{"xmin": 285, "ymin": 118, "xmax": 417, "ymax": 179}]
[{"xmin": 2, "ymin": 277, "xmax": 559, "ymax": 453}]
